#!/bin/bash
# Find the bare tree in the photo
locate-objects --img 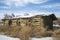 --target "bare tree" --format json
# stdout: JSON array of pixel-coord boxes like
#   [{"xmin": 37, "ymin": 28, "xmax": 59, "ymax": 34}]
[
  {"xmin": 11, "ymin": 13, "xmax": 15, "ymax": 17},
  {"xmin": 4, "ymin": 14, "xmax": 10, "ymax": 19},
  {"xmin": 4, "ymin": 13, "xmax": 15, "ymax": 19},
  {"xmin": 24, "ymin": 13, "xmax": 29, "ymax": 16}
]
